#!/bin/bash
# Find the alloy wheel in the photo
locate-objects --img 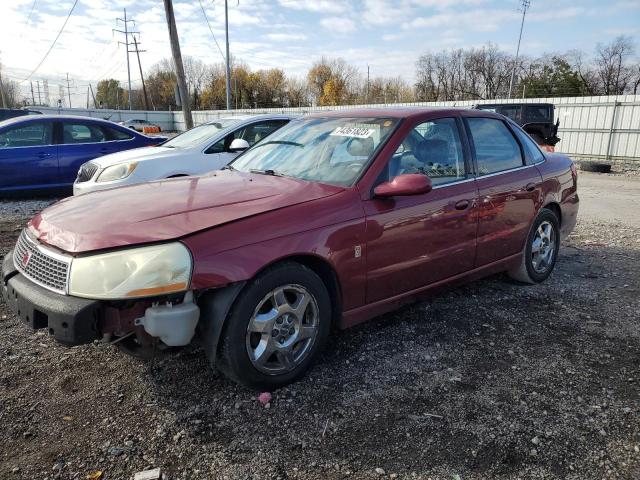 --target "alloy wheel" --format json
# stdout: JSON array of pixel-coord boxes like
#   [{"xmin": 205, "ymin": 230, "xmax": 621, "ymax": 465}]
[
  {"xmin": 531, "ymin": 220, "xmax": 557, "ymax": 274},
  {"xmin": 245, "ymin": 284, "xmax": 319, "ymax": 375}
]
